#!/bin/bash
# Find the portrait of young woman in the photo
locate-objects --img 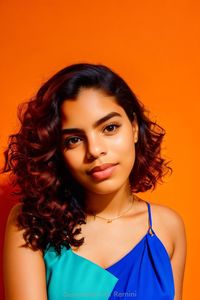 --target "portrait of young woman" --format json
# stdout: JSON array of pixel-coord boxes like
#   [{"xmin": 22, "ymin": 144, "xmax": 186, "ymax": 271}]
[{"xmin": 2, "ymin": 63, "xmax": 186, "ymax": 300}]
